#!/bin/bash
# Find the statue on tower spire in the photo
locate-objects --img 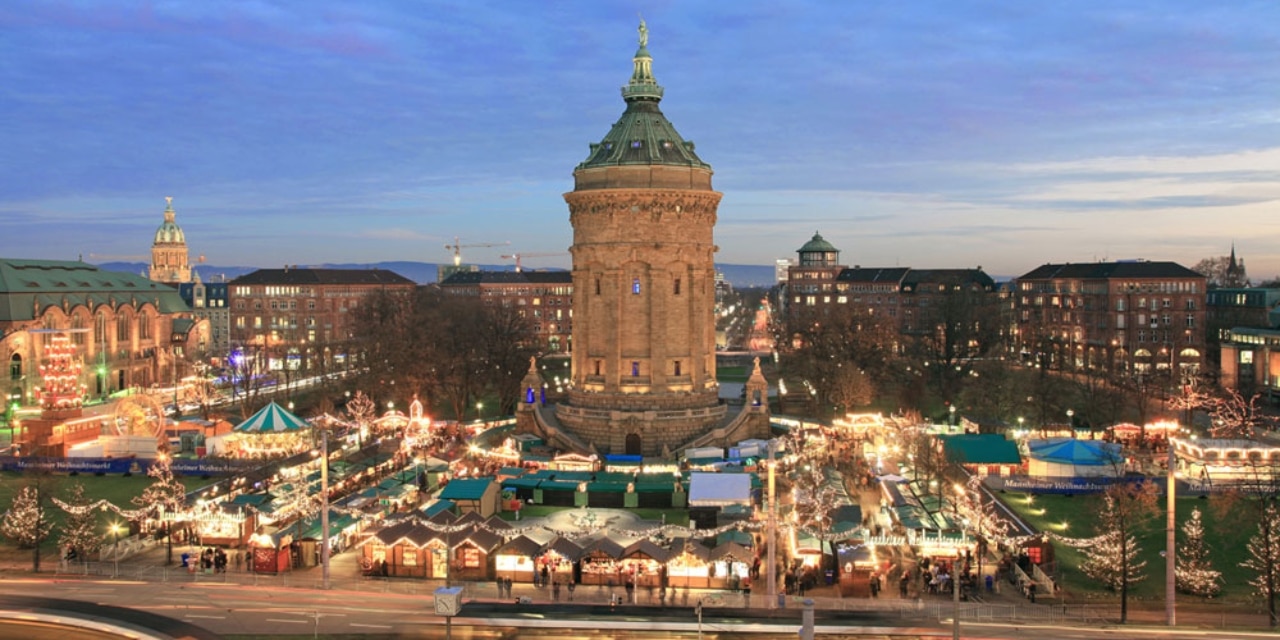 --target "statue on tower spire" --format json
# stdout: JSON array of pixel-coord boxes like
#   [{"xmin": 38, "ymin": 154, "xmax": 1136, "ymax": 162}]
[{"xmin": 638, "ymin": 17, "xmax": 648, "ymax": 47}]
